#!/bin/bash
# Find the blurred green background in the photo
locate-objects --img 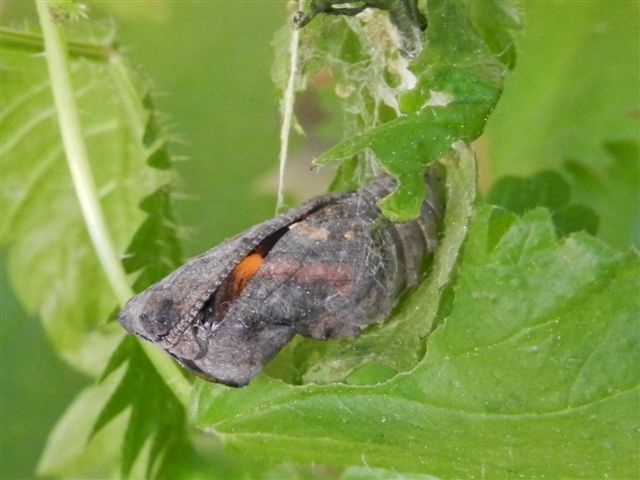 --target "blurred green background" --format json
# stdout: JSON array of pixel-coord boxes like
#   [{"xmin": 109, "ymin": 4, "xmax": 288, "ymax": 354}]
[{"xmin": 1, "ymin": 1, "xmax": 637, "ymax": 478}]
